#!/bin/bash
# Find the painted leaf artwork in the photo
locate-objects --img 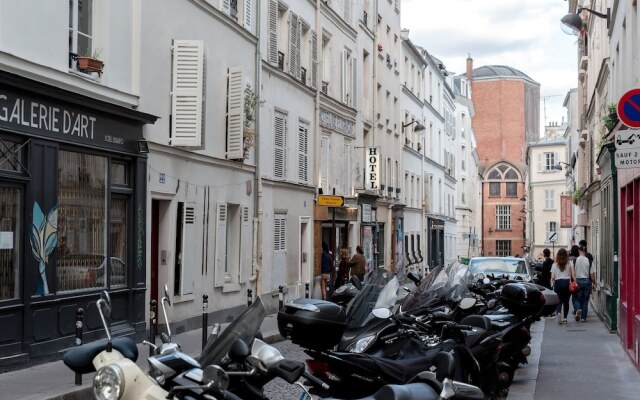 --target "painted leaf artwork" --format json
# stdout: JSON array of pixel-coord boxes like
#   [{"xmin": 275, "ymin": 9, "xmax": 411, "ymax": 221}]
[{"xmin": 29, "ymin": 202, "xmax": 59, "ymax": 296}]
